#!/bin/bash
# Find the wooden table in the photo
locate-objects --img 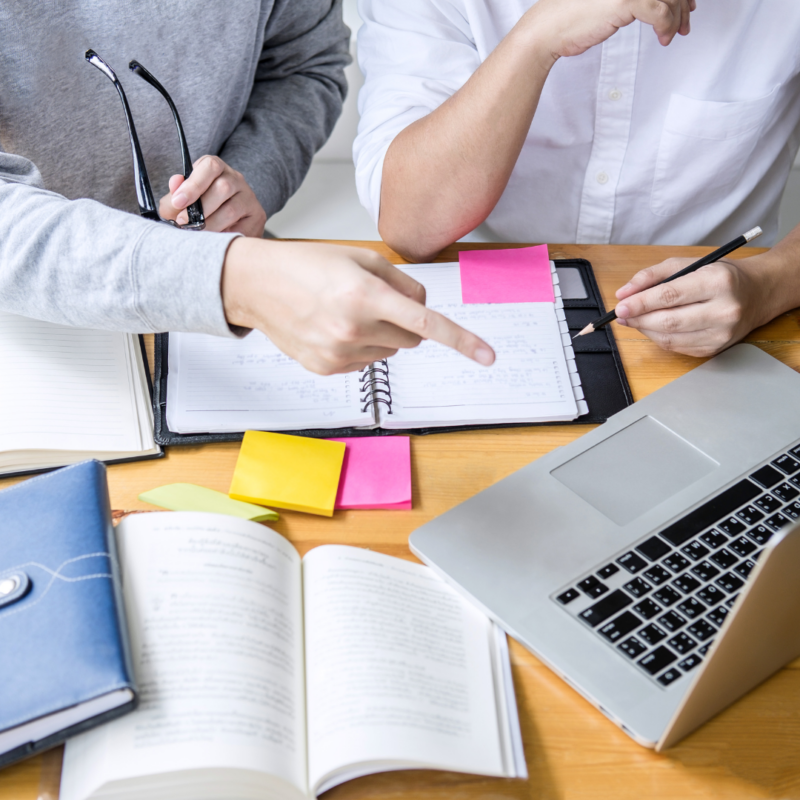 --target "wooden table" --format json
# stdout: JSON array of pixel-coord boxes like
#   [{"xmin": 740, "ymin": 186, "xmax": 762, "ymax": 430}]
[{"xmin": 3, "ymin": 242, "xmax": 800, "ymax": 800}]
